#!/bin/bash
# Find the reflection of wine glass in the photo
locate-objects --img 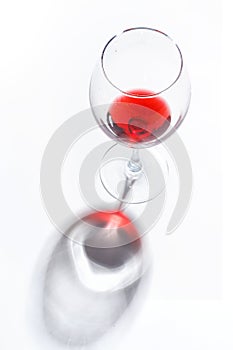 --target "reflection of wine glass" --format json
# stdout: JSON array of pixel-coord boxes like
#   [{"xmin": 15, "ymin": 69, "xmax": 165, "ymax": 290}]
[
  {"xmin": 90, "ymin": 27, "xmax": 191, "ymax": 203},
  {"xmin": 42, "ymin": 216, "xmax": 150, "ymax": 347}
]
